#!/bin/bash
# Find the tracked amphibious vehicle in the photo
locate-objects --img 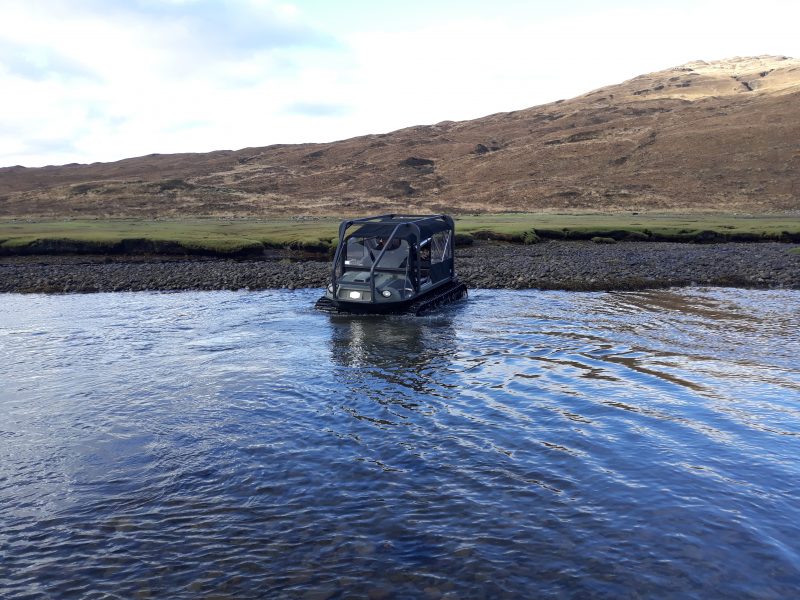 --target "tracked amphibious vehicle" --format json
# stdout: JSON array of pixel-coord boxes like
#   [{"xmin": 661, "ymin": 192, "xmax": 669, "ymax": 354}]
[{"xmin": 315, "ymin": 214, "xmax": 467, "ymax": 315}]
